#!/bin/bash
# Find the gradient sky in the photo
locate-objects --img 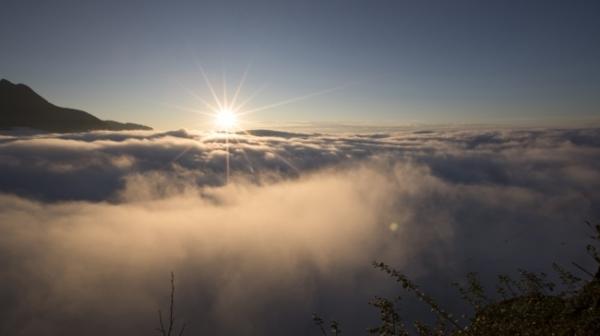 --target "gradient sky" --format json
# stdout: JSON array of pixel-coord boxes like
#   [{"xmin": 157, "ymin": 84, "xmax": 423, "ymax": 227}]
[{"xmin": 1, "ymin": 0, "xmax": 599, "ymax": 130}]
